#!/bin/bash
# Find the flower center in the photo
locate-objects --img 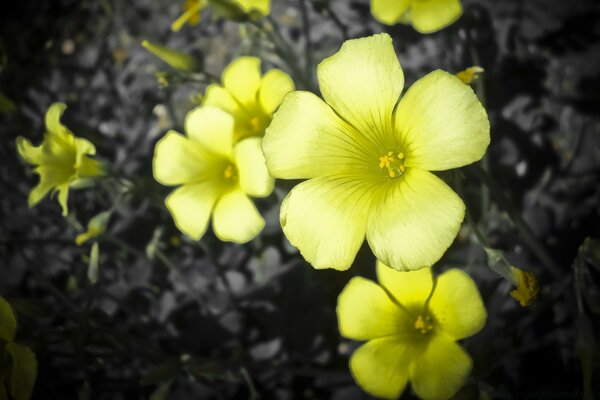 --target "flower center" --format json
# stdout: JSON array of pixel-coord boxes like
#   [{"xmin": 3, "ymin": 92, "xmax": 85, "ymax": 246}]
[
  {"xmin": 223, "ymin": 164, "xmax": 237, "ymax": 180},
  {"xmin": 378, "ymin": 151, "xmax": 405, "ymax": 178},
  {"xmin": 413, "ymin": 314, "xmax": 434, "ymax": 335},
  {"xmin": 249, "ymin": 116, "xmax": 263, "ymax": 134}
]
